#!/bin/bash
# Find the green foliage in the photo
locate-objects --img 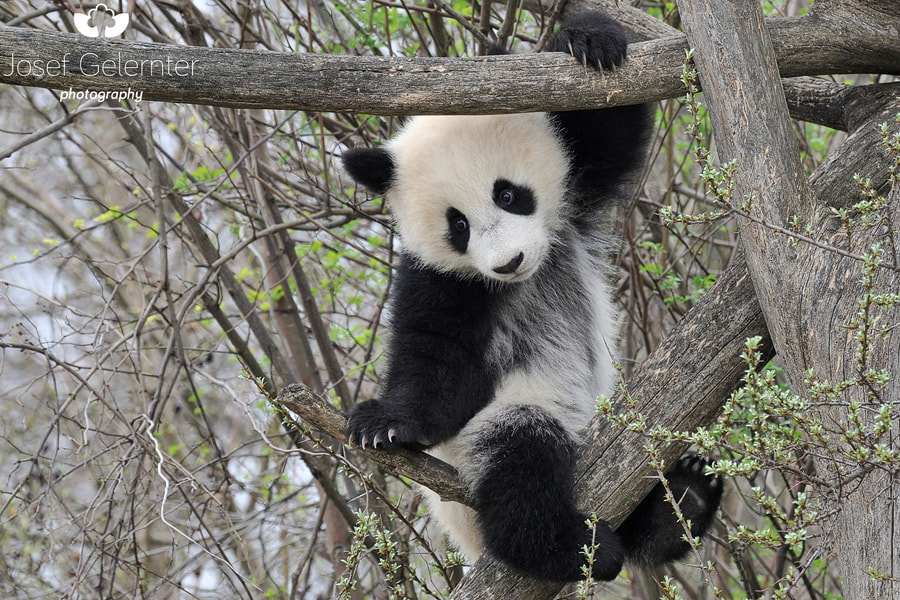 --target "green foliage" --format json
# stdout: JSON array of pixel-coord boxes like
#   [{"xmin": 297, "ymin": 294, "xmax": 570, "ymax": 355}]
[
  {"xmin": 576, "ymin": 513, "xmax": 602, "ymax": 599},
  {"xmin": 173, "ymin": 163, "xmax": 227, "ymax": 192}
]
